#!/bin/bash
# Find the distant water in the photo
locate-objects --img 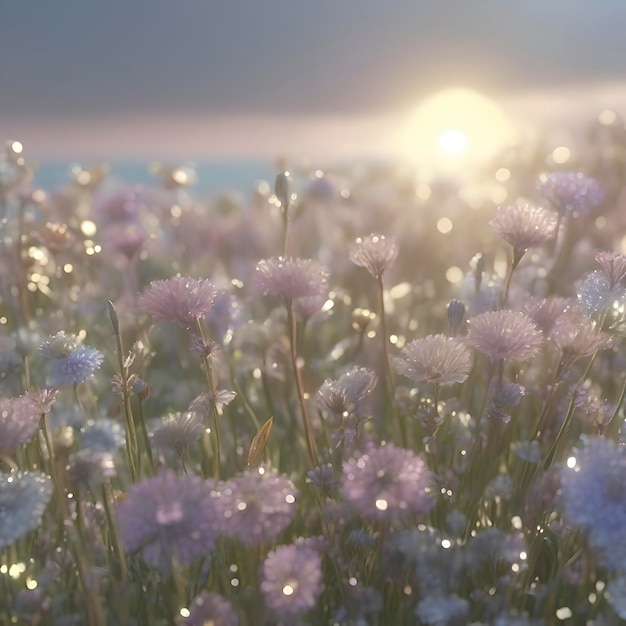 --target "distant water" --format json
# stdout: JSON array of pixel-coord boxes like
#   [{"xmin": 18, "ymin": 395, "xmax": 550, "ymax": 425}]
[{"xmin": 33, "ymin": 159, "xmax": 278, "ymax": 198}]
